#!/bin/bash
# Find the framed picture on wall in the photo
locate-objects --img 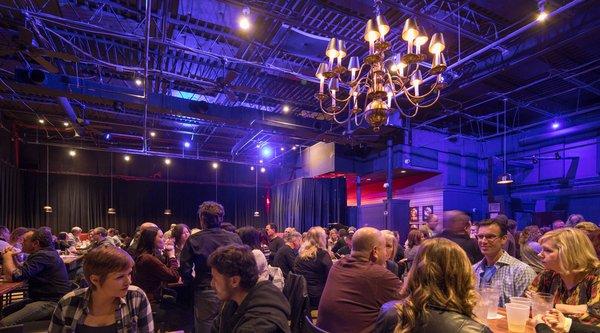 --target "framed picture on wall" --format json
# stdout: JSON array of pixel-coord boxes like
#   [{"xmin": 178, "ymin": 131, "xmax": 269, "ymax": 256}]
[
  {"xmin": 422, "ymin": 205, "xmax": 433, "ymax": 221},
  {"xmin": 409, "ymin": 206, "xmax": 419, "ymax": 222}
]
